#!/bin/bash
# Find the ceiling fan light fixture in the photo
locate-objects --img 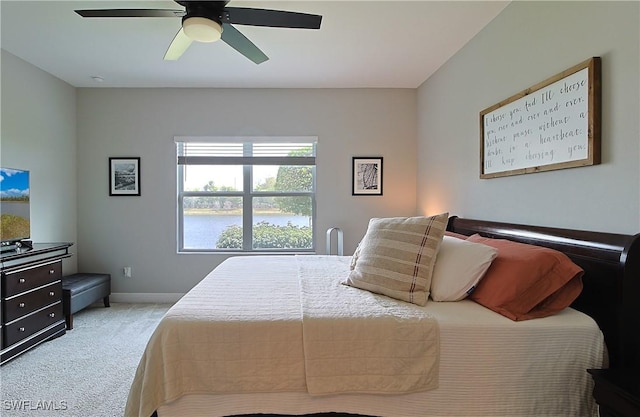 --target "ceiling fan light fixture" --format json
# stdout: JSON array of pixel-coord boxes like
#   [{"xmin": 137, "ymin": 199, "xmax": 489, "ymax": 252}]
[{"xmin": 183, "ymin": 17, "xmax": 222, "ymax": 43}]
